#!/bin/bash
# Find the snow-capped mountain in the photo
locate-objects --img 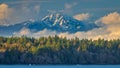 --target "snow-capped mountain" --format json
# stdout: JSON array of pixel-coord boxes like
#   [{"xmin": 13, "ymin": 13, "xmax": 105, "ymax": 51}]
[{"xmin": 0, "ymin": 13, "xmax": 98, "ymax": 36}]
